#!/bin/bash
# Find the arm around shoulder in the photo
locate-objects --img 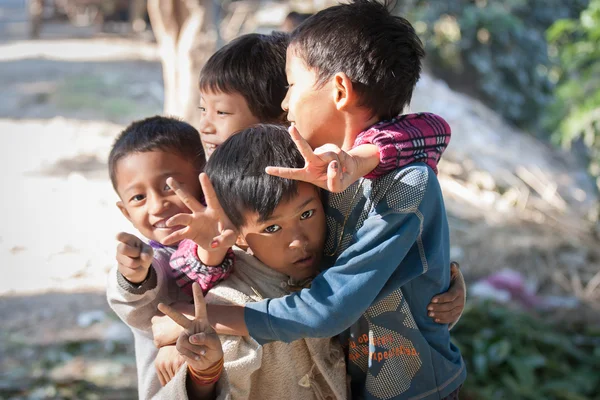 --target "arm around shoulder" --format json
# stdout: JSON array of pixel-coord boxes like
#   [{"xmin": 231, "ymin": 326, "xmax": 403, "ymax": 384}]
[{"xmin": 245, "ymin": 166, "xmax": 443, "ymax": 343}]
